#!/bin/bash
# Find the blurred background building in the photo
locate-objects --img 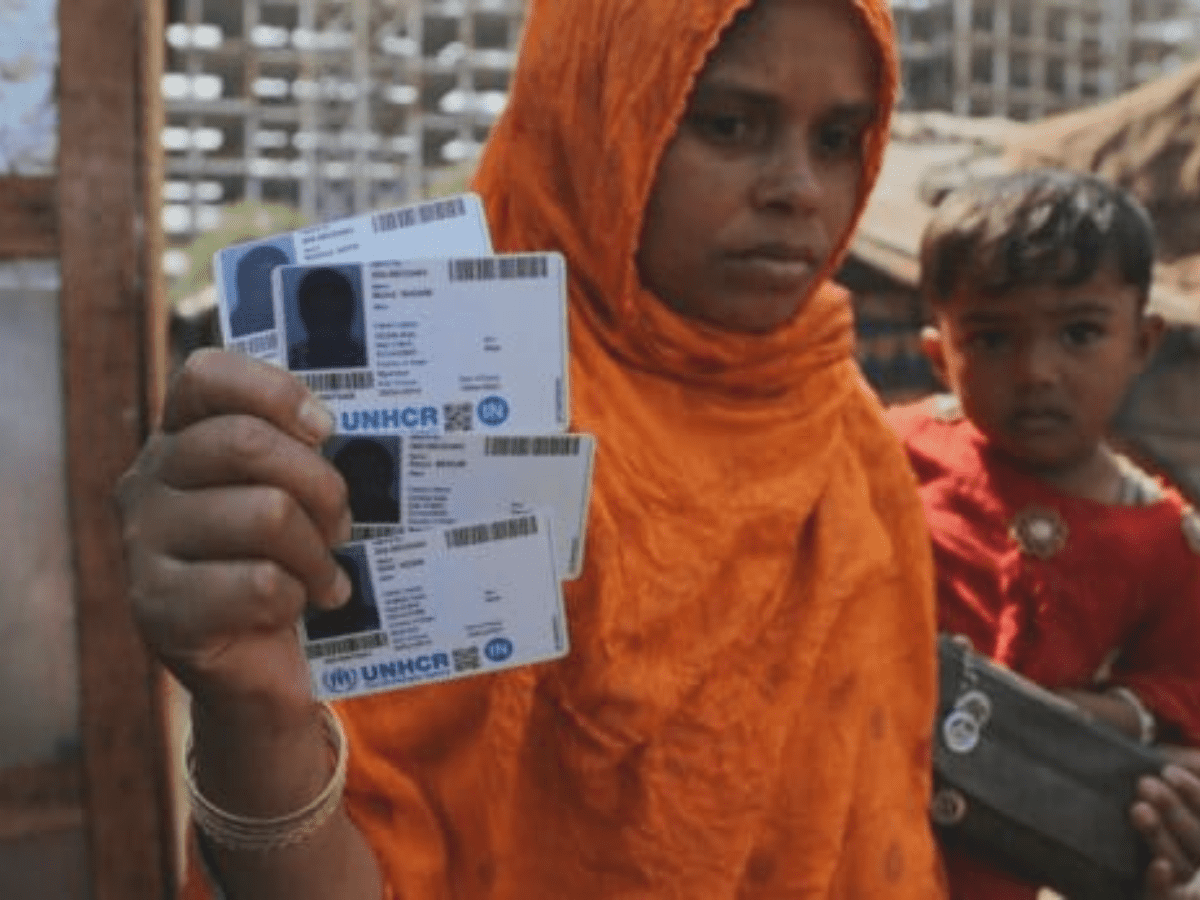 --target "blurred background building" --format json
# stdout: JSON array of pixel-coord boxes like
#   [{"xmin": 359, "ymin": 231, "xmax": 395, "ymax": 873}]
[
  {"xmin": 159, "ymin": 0, "xmax": 1200, "ymax": 418},
  {"xmin": 893, "ymin": 0, "xmax": 1200, "ymax": 120},
  {"xmin": 161, "ymin": 0, "xmax": 1200, "ymax": 273},
  {"xmin": 161, "ymin": 0, "xmax": 525, "ymax": 277}
]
